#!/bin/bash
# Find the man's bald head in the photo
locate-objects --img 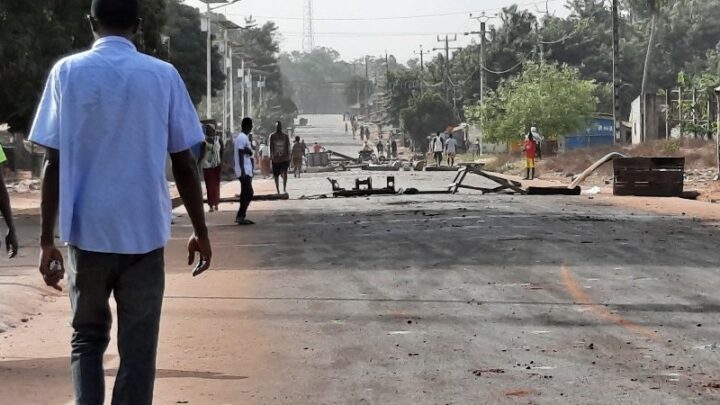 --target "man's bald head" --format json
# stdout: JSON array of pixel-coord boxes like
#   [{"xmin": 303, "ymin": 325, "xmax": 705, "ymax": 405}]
[{"xmin": 90, "ymin": 0, "xmax": 140, "ymax": 32}]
